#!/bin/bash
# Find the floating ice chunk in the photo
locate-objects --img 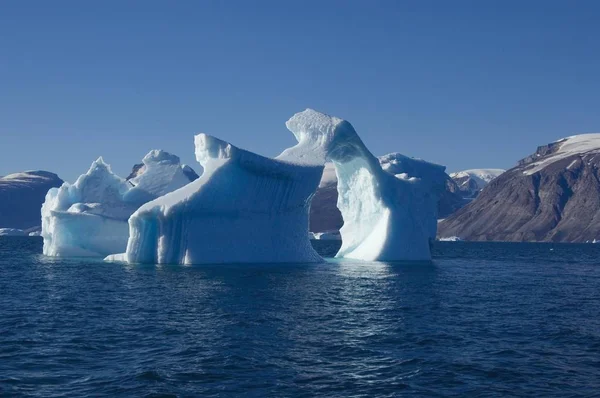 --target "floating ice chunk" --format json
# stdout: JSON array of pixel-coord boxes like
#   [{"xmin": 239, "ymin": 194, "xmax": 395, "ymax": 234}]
[
  {"xmin": 313, "ymin": 231, "xmax": 342, "ymax": 240},
  {"xmin": 438, "ymin": 236, "xmax": 462, "ymax": 242},
  {"xmin": 114, "ymin": 134, "xmax": 324, "ymax": 264},
  {"xmin": 42, "ymin": 152, "xmax": 195, "ymax": 258}
]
